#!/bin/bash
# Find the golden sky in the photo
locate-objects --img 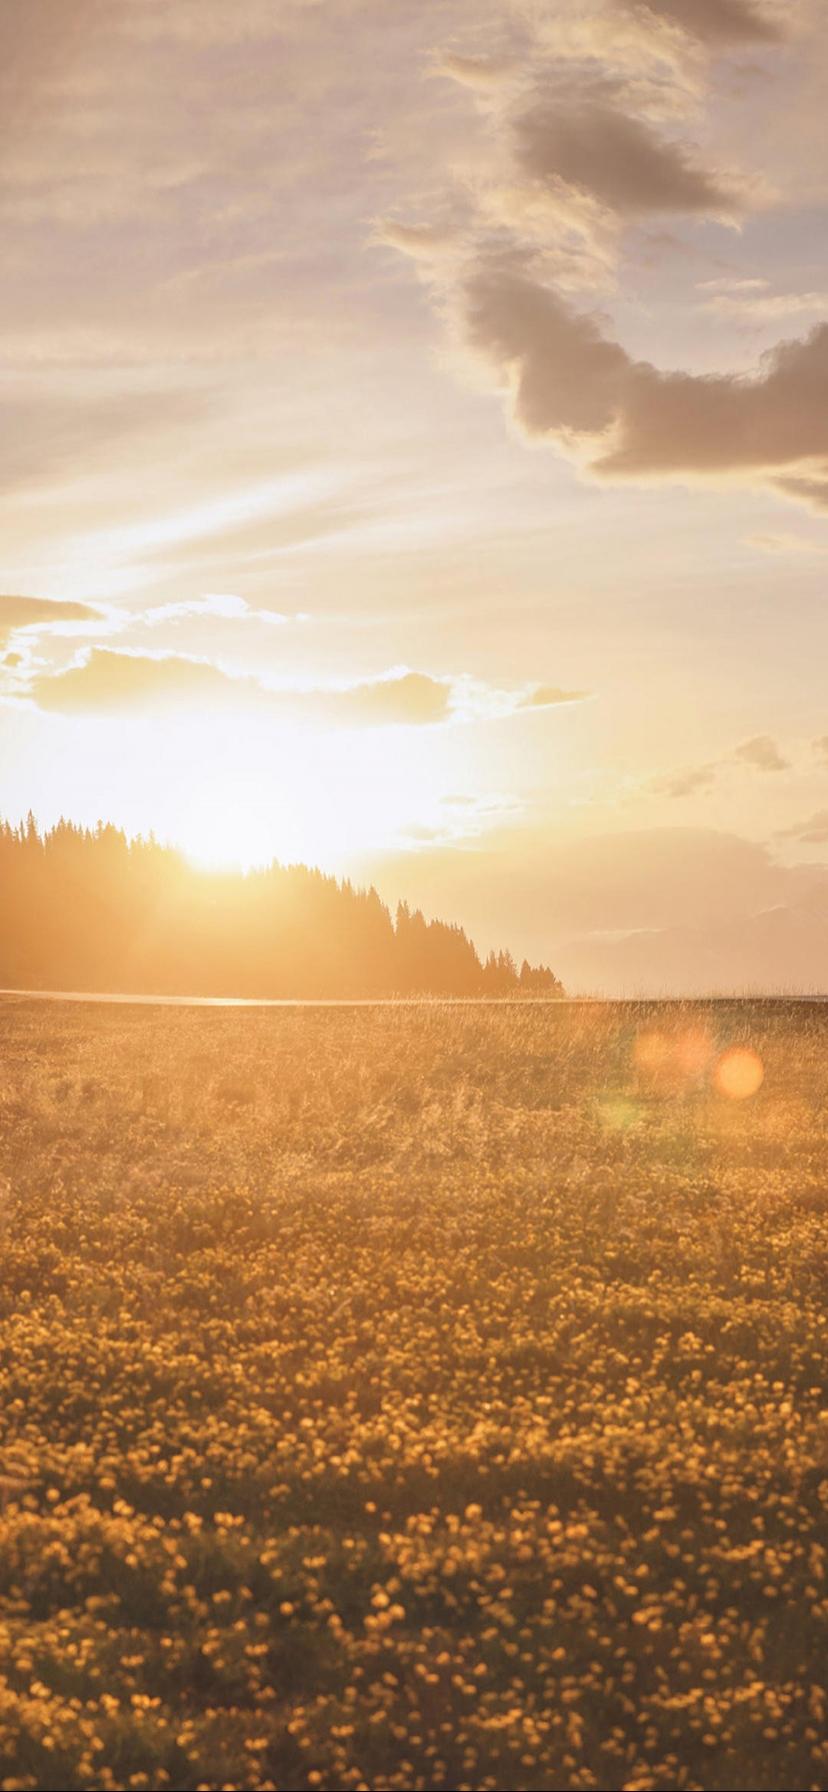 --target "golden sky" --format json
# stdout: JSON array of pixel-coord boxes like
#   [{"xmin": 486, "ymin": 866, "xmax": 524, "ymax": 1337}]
[{"xmin": 2, "ymin": 0, "xmax": 828, "ymax": 992}]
